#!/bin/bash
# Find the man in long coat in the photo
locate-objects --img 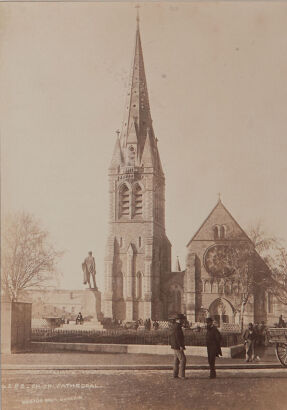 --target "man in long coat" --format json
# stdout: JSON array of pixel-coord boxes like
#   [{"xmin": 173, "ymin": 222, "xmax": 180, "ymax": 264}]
[
  {"xmin": 169, "ymin": 313, "xmax": 187, "ymax": 379},
  {"xmin": 206, "ymin": 317, "xmax": 222, "ymax": 379}
]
